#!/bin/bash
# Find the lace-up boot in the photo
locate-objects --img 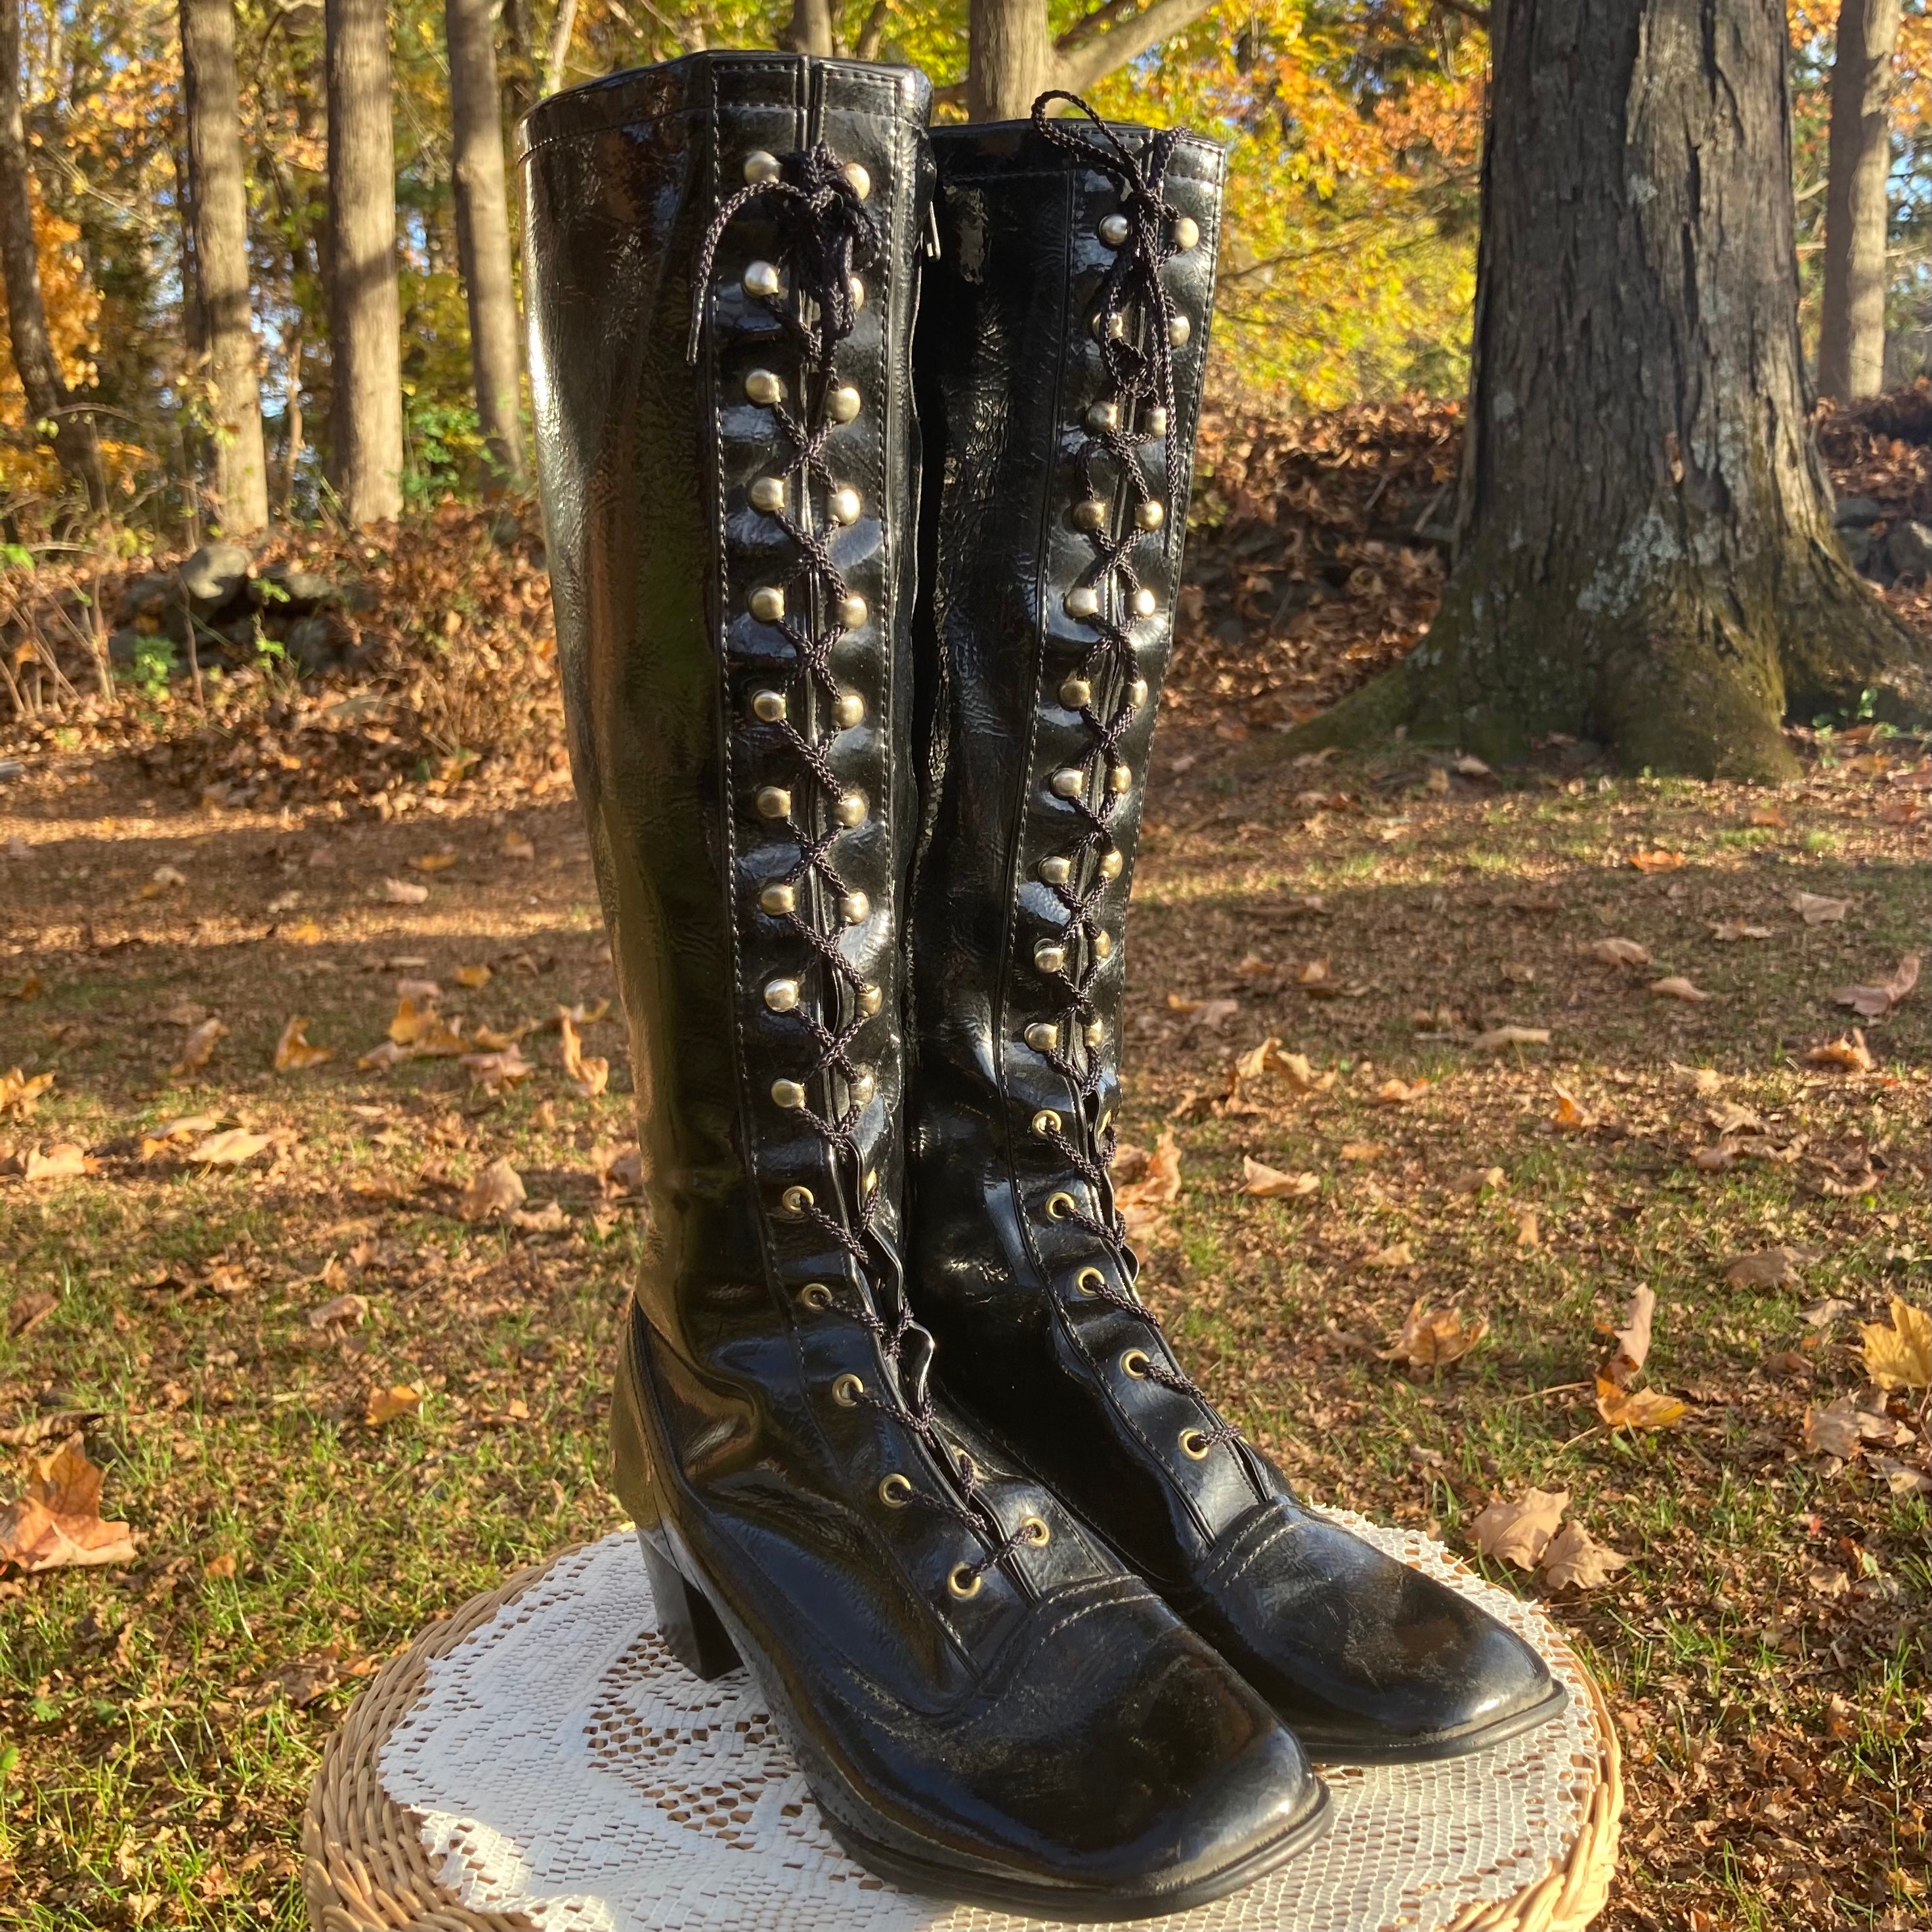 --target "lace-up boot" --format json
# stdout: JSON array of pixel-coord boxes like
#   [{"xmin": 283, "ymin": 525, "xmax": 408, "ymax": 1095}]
[
  {"xmin": 521, "ymin": 52, "xmax": 1329, "ymax": 1912},
  {"xmin": 906, "ymin": 97, "xmax": 1565, "ymax": 1764}
]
